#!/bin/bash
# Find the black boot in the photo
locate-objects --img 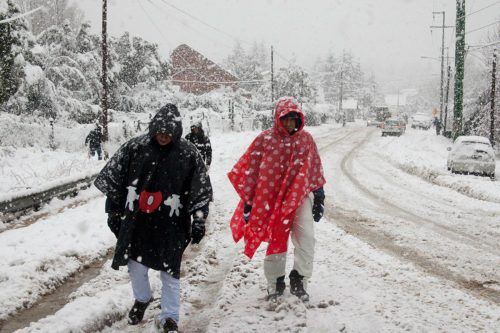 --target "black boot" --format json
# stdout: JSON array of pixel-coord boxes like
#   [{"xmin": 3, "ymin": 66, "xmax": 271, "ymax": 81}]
[
  {"xmin": 162, "ymin": 317, "xmax": 179, "ymax": 333},
  {"xmin": 128, "ymin": 297, "xmax": 153, "ymax": 325},
  {"xmin": 266, "ymin": 275, "xmax": 286, "ymax": 302},
  {"xmin": 289, "ymin": 269, "xmax": 309, "ymax": 301}
]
